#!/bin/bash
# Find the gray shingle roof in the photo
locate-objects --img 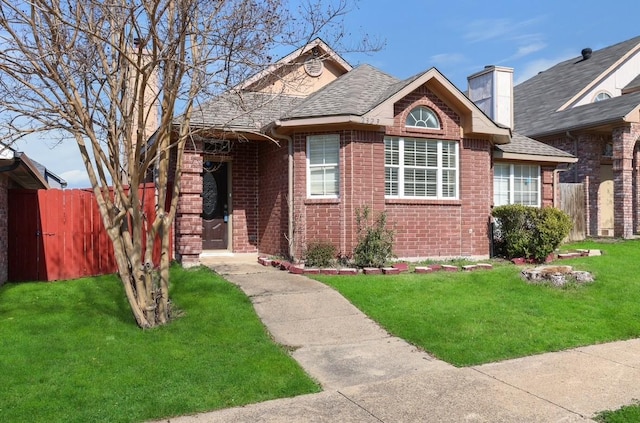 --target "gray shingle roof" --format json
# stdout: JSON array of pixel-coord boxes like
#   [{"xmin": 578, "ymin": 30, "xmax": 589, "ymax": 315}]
[
  {"xmin": 514, "ymin": 36, "xmax": 640, "ymax": 136},
  {"xmin": 517, "ymin": 90, "xmax": 640, "ymax": 138},
  {"xmin": 496, "ymin": 132, "xmax": 575, "ymax": 158},
  {"xmin": 282, "ymin": 64, "xmax": 400, "ymax": 119},
  {"xmin": 189, "ymin": 92, "xmax": 303, "ymax": 129}
]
